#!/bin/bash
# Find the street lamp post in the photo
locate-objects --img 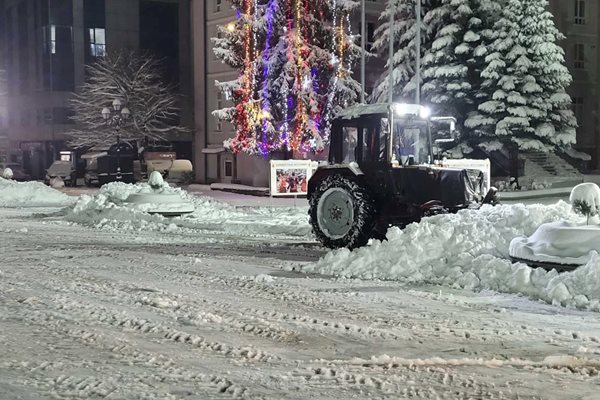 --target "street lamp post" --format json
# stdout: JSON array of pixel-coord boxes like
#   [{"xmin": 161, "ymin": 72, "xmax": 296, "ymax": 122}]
[
  {"xmin": 360, "ymin": 0, "xmax": 366, "ymax": 103},
  {"xmin": 101, "ymin": 98, "xmax": 131, "ymax": 143},
  {"xmin": 387, "ymin": 0, "xmax": 422, "ymax": 105},
  {"xmin": 101, "ymin": 98, "xmax": 131, "ymax": 181}
]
